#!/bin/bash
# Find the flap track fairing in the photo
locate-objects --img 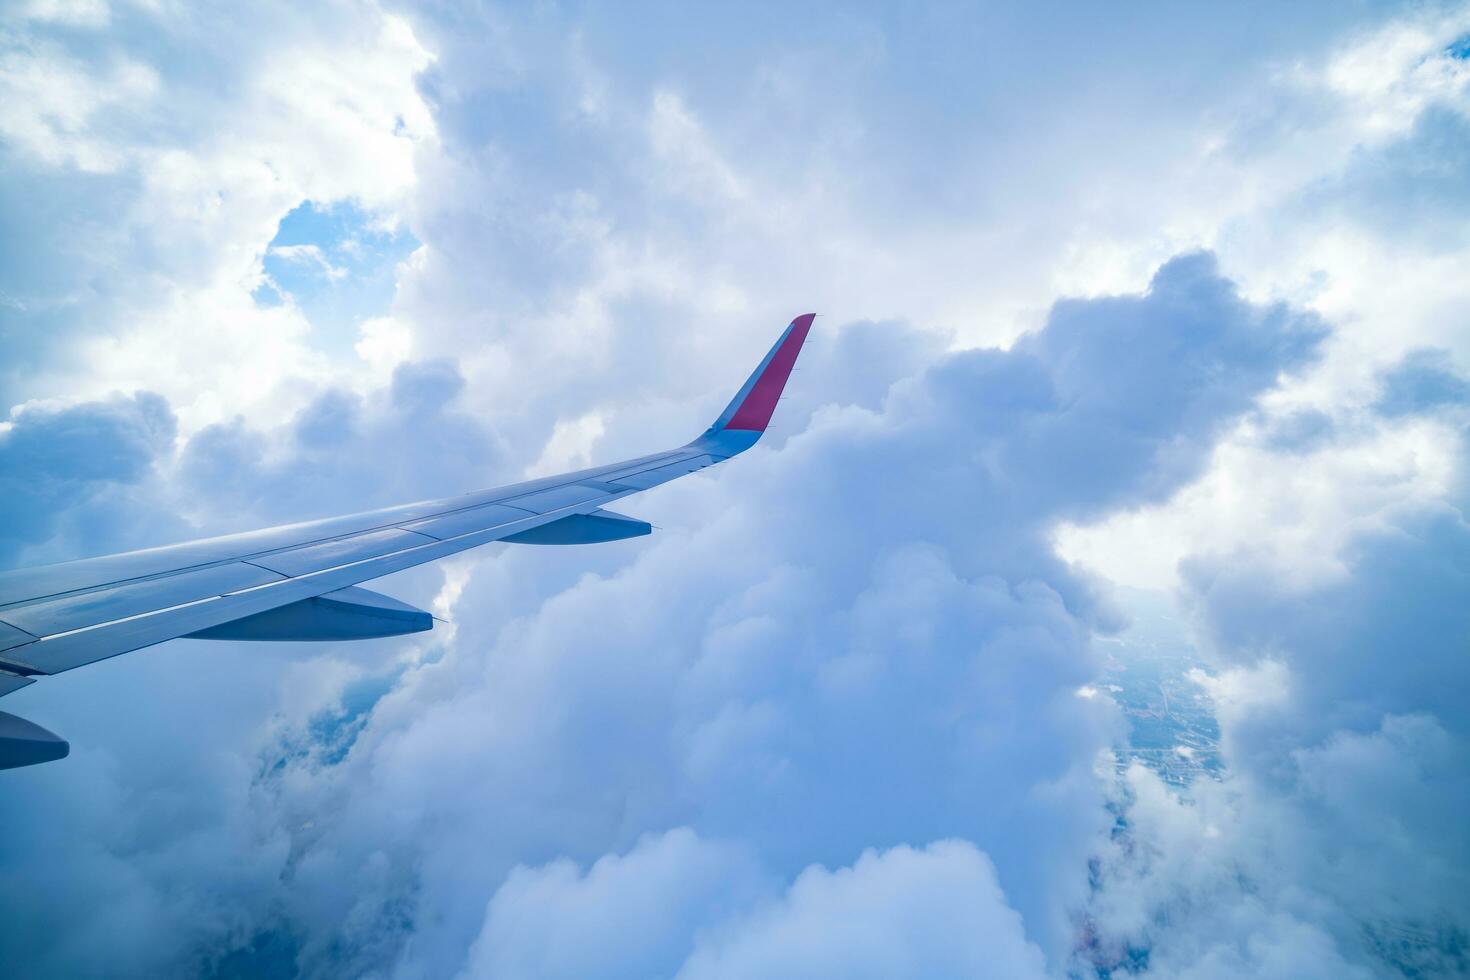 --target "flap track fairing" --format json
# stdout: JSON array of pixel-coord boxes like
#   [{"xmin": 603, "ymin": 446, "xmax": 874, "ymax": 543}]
[
  {"xmin": 185, "ymin": 585, "xmax": 432, "ymax": 642},
  {"xmin": 502, "ymin": 508, "xmax": 652, "ymax": 545}
]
